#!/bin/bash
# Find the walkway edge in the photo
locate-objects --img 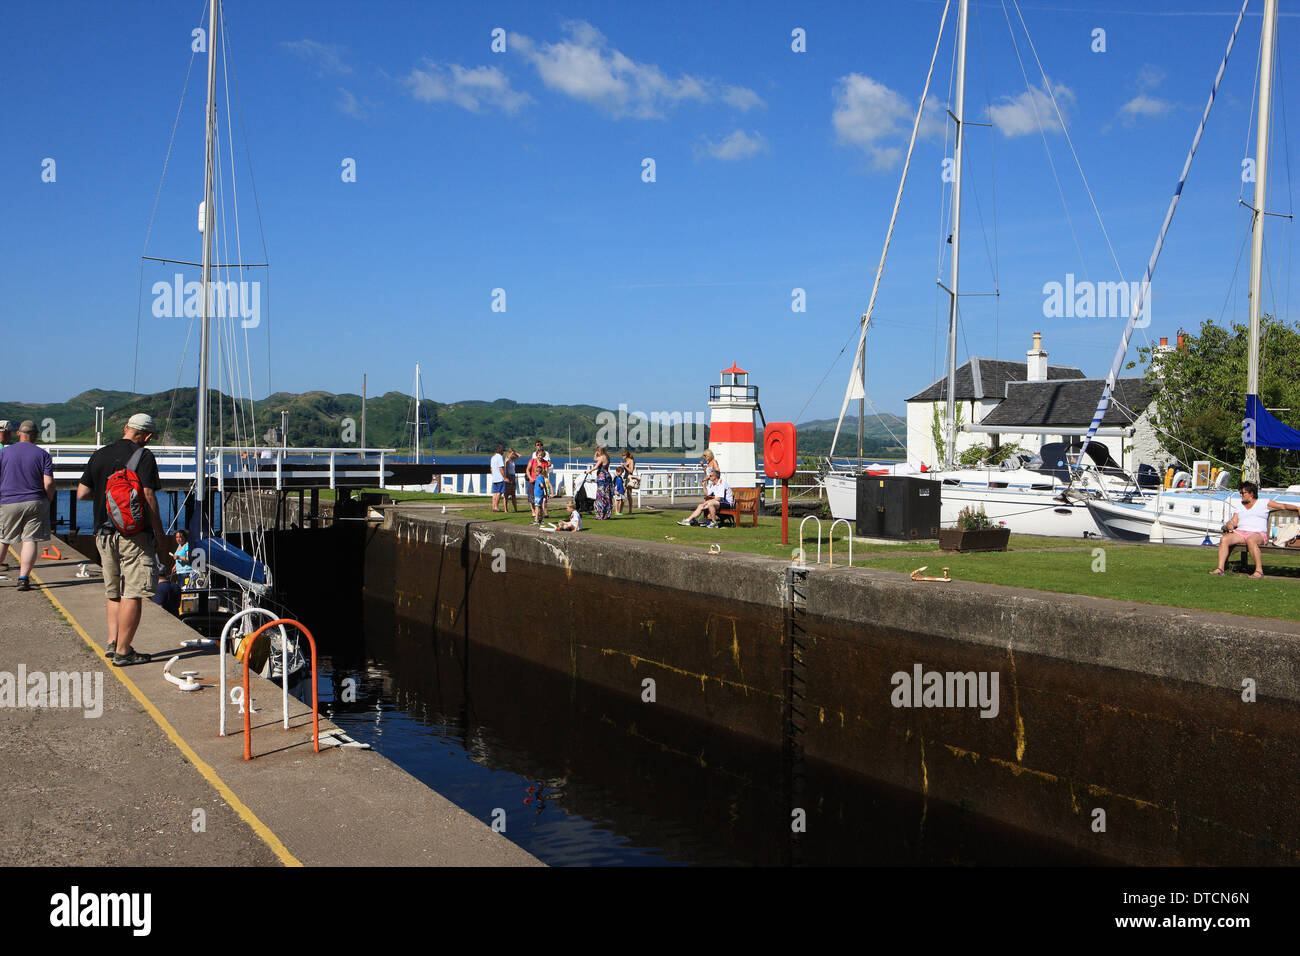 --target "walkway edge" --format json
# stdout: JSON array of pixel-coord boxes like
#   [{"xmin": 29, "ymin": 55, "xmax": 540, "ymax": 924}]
[{"xmin": 31, "ymin": 562, "xmax": 302, "ymax": 868}]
